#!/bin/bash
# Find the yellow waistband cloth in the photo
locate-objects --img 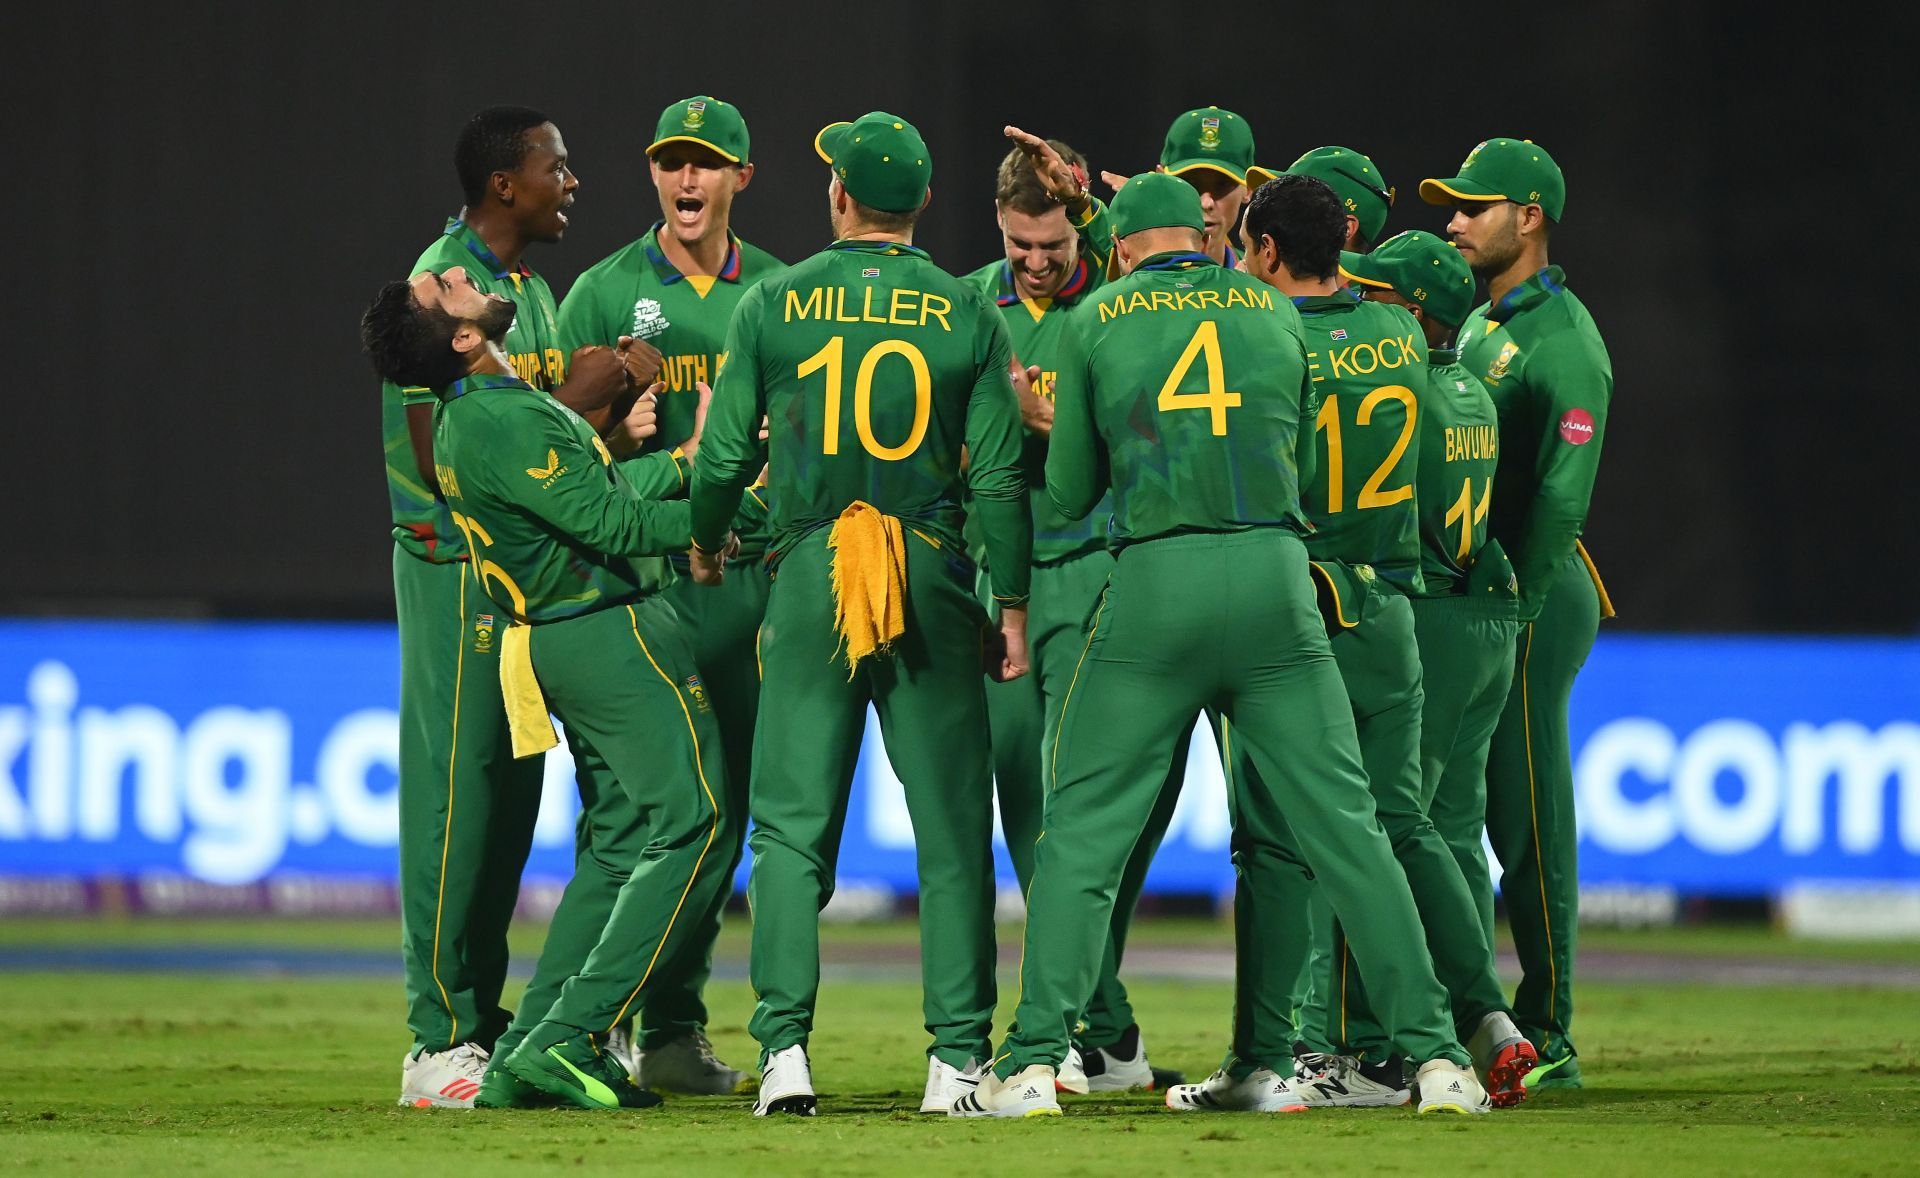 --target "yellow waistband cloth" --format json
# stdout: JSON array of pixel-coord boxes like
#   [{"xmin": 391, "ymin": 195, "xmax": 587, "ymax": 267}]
[
  {"xmin": 1575, "ymin": 539, "xmax": 1617, "ymax": 619},
  {"xmin": 828, "ymin": 500, "xmax": 907, "ymax": 678},
  {"xmin": 499, "ymin": 620, "xmax": 559, "ymax": 758}
]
